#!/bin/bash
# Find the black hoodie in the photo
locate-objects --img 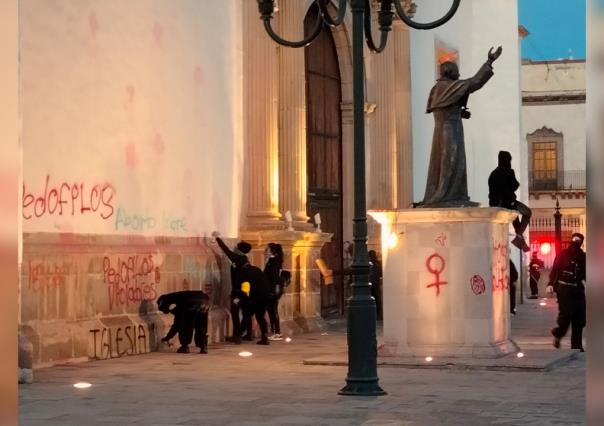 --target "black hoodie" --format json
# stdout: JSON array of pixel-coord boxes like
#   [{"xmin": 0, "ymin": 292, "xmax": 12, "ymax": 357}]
[{"xmin": 488, "ymin": 151, "xmax": 520, "ymax": 208}]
